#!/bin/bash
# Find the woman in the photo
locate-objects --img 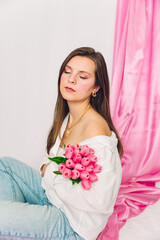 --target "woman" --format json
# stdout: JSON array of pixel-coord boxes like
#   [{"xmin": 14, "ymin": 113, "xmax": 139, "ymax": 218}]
[{"xmin": 0, "ymin": 47, "xmax": 123, "ymax": 240}]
